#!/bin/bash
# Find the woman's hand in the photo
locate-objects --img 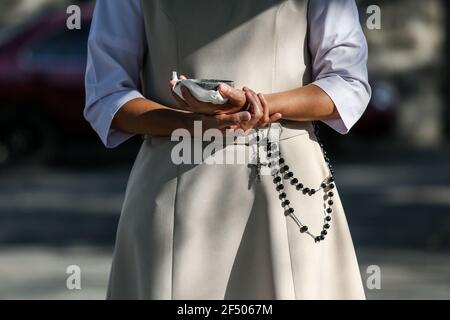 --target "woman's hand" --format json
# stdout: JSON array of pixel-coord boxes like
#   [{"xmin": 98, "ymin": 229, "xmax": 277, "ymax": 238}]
[
  {"xmin": 169, "ymin": 75, "xmax": 246, "ymax": 115},
  {"xmin": 190, "ymin": 86, "xmax": 283, "ymax": 133},
  {"xmin": 196, "ymin": 111, "xmax": 252, "ymax": 133},
  {"xmin": 169, "ymin": 76, "xmax": 282, "ymax": 132},
  {"xmin": 195, "ymin": 87, "xmax": 282, "ymax": 133},
  {"xmin": 234, "ymin": 87, "xmax": 282, "ymax": 132}
]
